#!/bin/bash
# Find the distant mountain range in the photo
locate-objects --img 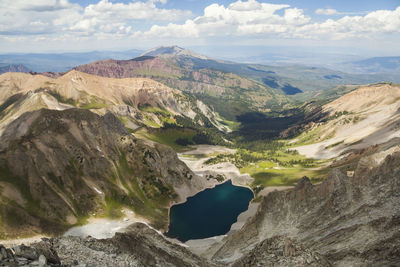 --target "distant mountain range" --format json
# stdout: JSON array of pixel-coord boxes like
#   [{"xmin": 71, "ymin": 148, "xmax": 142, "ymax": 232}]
[
  {"xmin": 1, "ymin": 46, "xmax": 399, "ymax": 119},
  {"xmin": 70, "ymin": 46, "xmax": 400, "ymax": 117},
  {"xmin": 73, "ymin": 47, "xmax": 290, "ymax": 120},
  {"xmin": 139, "ymin": 46, "xmax": 400, "ymax": 92},
  {"xmin": 0, "ymin": 49, "xmax": 143, "ymax": 72},
  {"xmin": 340, "ymin": 56, "xmax": 400, "ymax": 74},
  {"xmin": 0, "ymin": 64, "xmax": 31, "ymax": 74}
]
